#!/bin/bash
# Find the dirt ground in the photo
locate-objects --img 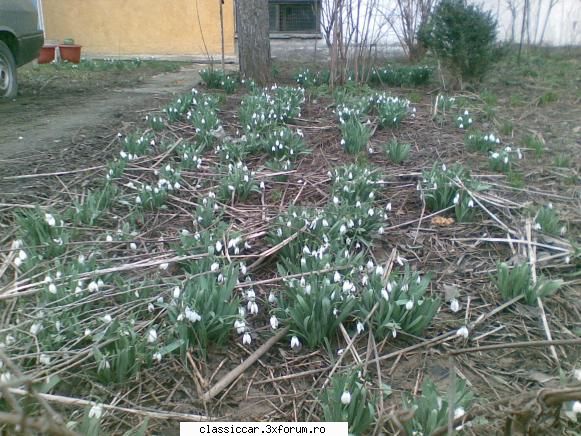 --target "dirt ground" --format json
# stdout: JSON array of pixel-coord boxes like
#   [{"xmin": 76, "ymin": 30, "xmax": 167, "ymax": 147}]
[{"xmin": 0, "ymin": 62, "xmax": 200, "ymax": 198}]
